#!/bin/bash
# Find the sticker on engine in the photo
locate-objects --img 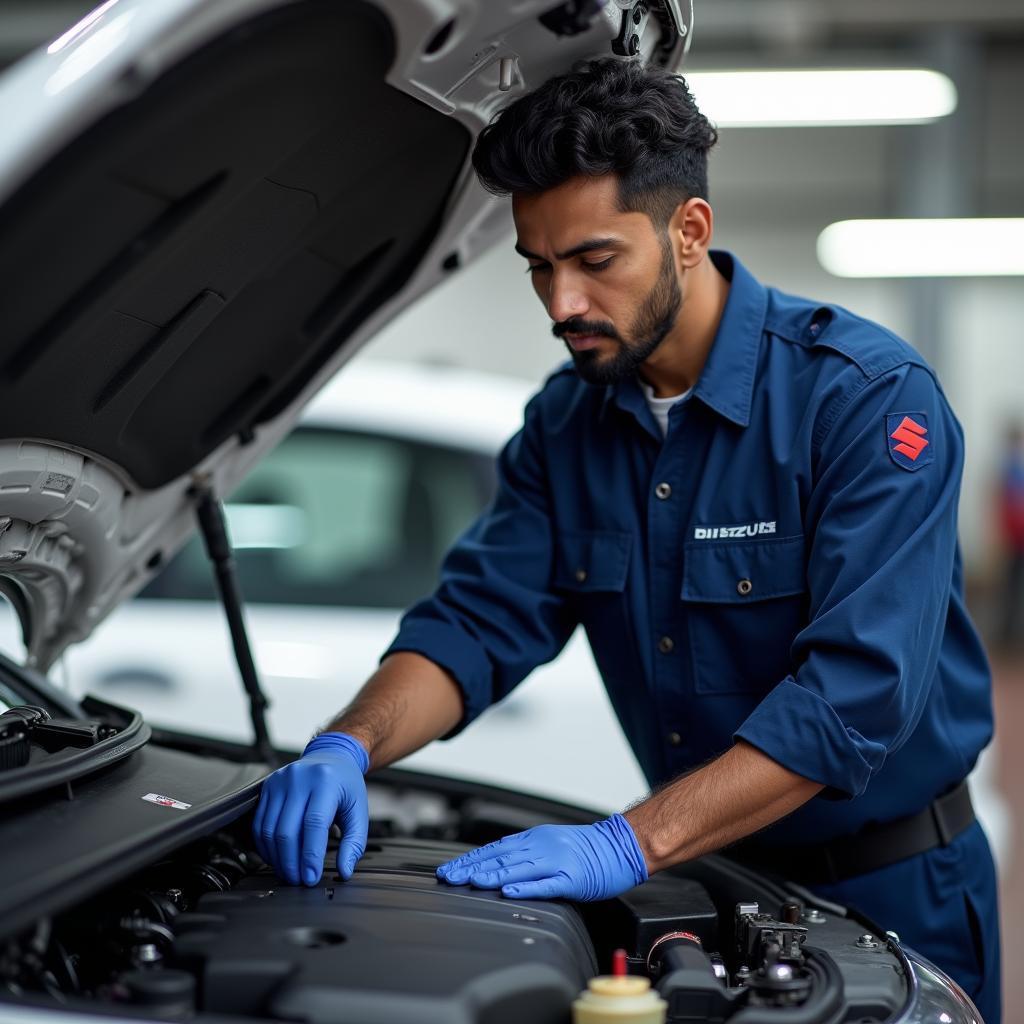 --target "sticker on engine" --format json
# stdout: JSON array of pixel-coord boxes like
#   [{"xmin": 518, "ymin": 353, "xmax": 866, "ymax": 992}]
[{"xmin": 142, "ymin": 793, "xmax": 192, "ymax": 810}]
